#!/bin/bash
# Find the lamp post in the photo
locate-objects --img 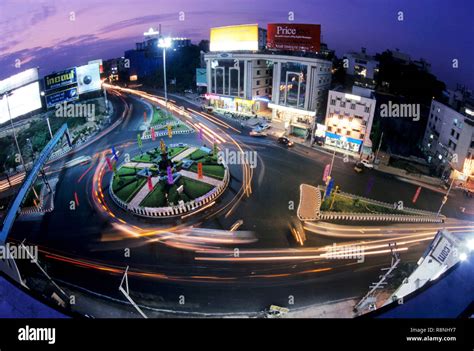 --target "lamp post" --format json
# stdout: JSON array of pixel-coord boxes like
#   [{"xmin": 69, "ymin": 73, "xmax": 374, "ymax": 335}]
[
  {"xmin": 158, "ymin": 37, "xmax": 172, "ymax": 114},
  {"xmin": 0, "ymin": 92, "xmax": 26, "ymax": 172}
]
